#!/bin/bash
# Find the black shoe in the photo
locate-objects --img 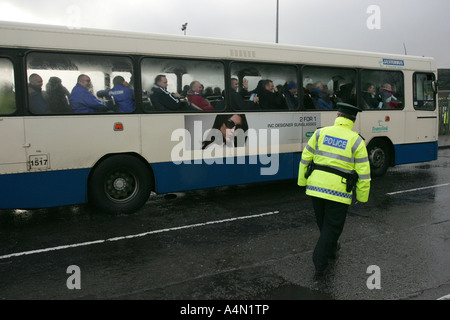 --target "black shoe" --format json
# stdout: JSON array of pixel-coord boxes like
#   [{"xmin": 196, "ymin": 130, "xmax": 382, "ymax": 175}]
[{"xmin": 314, "ymin": 269, "xmax": 327, "ymax": 280}]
